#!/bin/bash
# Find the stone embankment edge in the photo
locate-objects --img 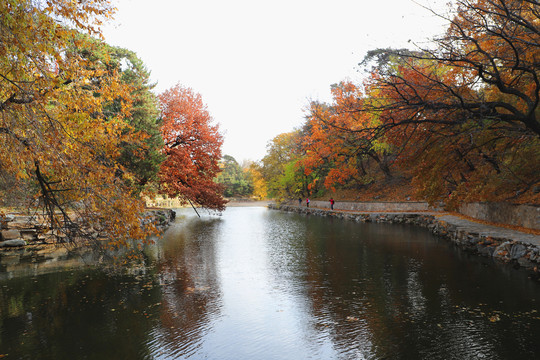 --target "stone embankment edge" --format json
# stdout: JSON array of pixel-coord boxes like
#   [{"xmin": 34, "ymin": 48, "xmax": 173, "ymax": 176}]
[
  {"xmin": 269, "ymin": 204, "xmax": 540, "ymax": 276},
  {"xmin": 142, "ymin": 208, "xmax": 176, "ymax": 232},
  {"xmin": 0, "ymin": 208, "xmax": 176, "ymax": 249}
]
